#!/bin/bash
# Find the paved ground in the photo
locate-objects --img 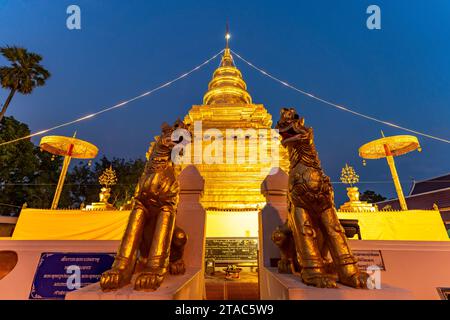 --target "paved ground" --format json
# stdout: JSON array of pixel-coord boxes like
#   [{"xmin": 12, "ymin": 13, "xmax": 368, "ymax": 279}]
[{"xmin": 205, "ymin": 270, "xmax": 259, "ymax": 300}]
